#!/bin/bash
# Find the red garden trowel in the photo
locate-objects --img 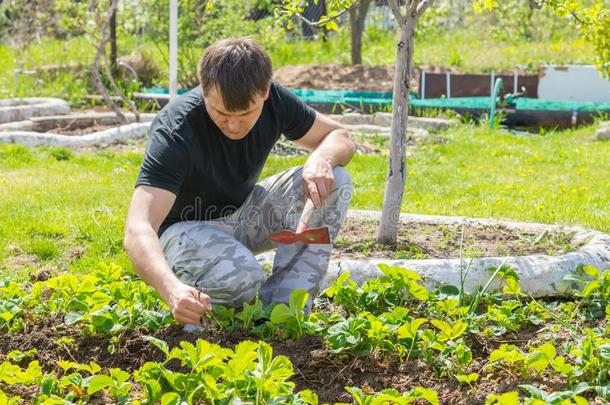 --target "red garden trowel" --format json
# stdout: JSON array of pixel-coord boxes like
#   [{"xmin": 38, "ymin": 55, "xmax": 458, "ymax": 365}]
[{"xmin": 267, "ymin": 198, "xmax": 331, "ymax": 245}]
